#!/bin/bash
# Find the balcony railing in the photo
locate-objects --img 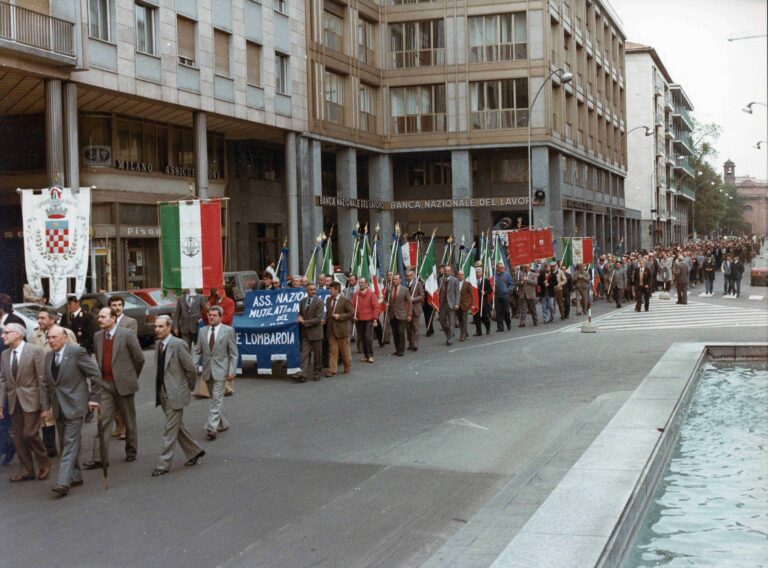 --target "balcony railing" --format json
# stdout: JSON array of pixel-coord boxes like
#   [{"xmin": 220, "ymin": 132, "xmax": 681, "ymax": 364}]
[
  {"xmin": 391, "ymin": 113, "xmax": 446, "ymax": 135},
  {"xmin": 324, "ymin": 101, "xmax": 344, "ymax": 125},
  {"xmin": 681, "ymin": 185, "xmax": 695, "ymax": 200},
  {"xmin": 323, "ymin": 30, "xmax": 343, "ymax": 53},
  {"xmin": 470, "ymin": 109, "xmax": 529, "ymax": 130},
  {"xmin": 469, "ymin": 43, "xmax": 527, "ymax": 63},
  {"xmin": 358, "ymin": 111, "xmax": 375, "ymax": 133},
  {"xmin": 391, "ymin": 48, "xmax": 444, "ymax": 69},
  {"xmin": 358, "ymin": 44, "xmax": 374, "ymax": 65},
  {"xmin": 0, "ymin": 1, "xmax": 75, "ymax": 57}
]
